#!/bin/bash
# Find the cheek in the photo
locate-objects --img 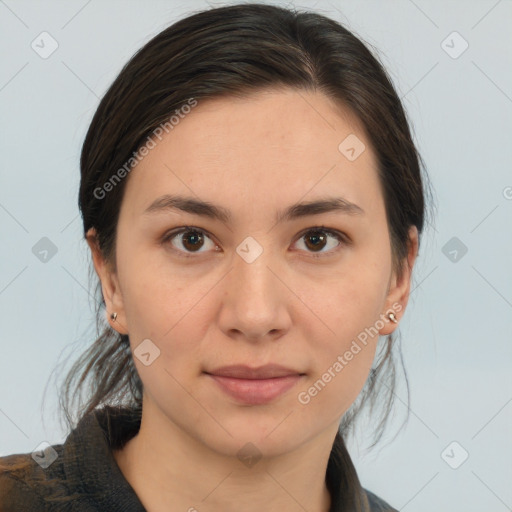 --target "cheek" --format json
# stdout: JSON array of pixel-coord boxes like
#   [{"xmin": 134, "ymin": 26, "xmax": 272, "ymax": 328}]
[
  {"xmin": 311, "ymin": 252, "xmax": 390, "ymax": 338},
  {"xmin": 300, "ymin": 253, "xmax": 391, "ymax": 404},
  {"xmin": 115, "ymin": 230, "xmax": 200, "ymax": 336},
  {"xmin": 297, "ymin": 309, "xmax": 382, "ymax": 421},
  {"xmin": 117, "ymin": 252, "xmax": 222, "ymax": 381}
]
